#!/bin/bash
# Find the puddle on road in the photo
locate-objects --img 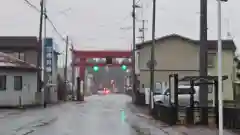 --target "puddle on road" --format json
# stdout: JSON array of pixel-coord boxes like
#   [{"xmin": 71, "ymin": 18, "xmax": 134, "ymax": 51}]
[{"xmin": 32, "ymin": 117, "xmax": 58, "ymax": 127}]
